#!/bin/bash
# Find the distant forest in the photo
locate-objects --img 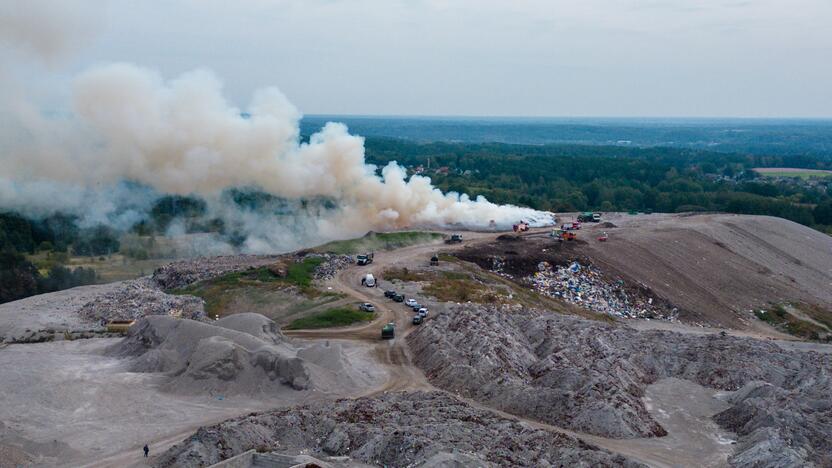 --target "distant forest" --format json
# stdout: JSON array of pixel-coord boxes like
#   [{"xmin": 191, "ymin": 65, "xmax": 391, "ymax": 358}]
[
  {"xmin": 365, "ymin": 138, "xmax": 832, "ymax": 230},
  {"xmin": 2, "ymin": 137, "xmax": 832, "ymax": 303}
]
